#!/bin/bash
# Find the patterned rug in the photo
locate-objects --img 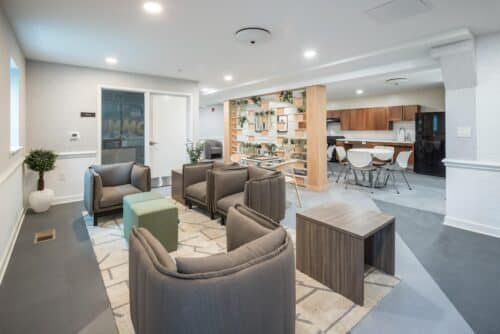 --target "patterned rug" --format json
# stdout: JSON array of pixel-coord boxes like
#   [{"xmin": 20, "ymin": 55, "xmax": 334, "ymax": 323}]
[{"xmin": 83, "ymin": 199, "xmax": 399, "ymax": 334}]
